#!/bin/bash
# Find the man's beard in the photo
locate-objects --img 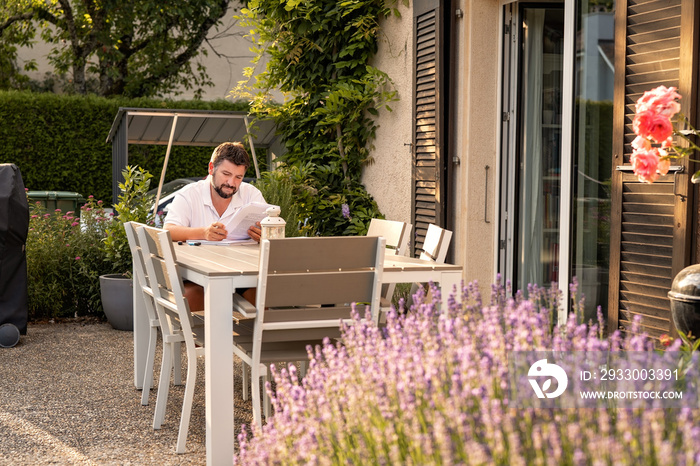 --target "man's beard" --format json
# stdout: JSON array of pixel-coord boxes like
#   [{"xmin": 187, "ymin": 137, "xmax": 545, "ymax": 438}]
[{"xmin": 213, "ymin": 183, "xmax": 236, "ymax": 199}]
